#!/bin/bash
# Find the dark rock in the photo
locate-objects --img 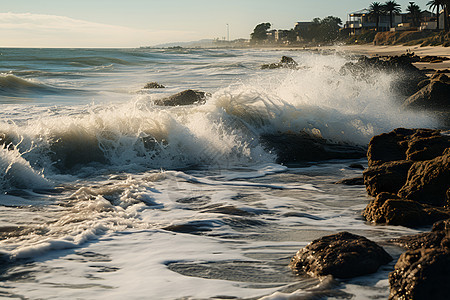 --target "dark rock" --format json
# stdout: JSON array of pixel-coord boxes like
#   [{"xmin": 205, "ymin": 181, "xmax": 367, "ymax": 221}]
[
  {"xmin": 366, "ymin": 128, "xmax": 445, "ymax": 167},
  {"xmin": 348, "ymin": 163, "xmax": 365, "ymax": 170},
  {"xmin": 163, "ymin": 221, "xmax": 213, "ymax": 234},
  {"xmin": 416, "ymin": 78, "xmax": 431, "ymax": 89},
  {"xmin": 363, "ymin": 193, "xmax": 450, "ymax": 227},
  {"xmin": 405, "ymin": 133, "xmax": 450, "ymax": 161},
  {"xmin": 366, "ymin": 129, "xmax": 411, "ymax": 167},
  {"xmin": 363, "ymin": 128, "xmax": 450, "ymax": 226},
  {"xmin": 391, "ymin": 219, "xmax": 450, "ymax": 250},
  {"xmin": 419, "ymin": 55, "xmax": 450, "ymax": 63},
  {"xmin": 260, "ymin": 132, "xmax": 367, "ymax": 164},
  {"xmin": 261, "ymin": 56, "xmax": 298, "ymax": 70},
  {"xmin": 398, "ymin": 150, "xmax": 450, "ymax": 207},
  {"xmin": 49, "ymin": 135, "xmax": 106, "ymax": 170},
  {"xmin": 144, "ymin": 82, "xmax": 165, "ymax": 89},
  {"xmin": 340, "ymin": 55, "xmax": 426, "ymax": 97},
  {"xmin": 363, "ymin": 160, "xmax": 413, "ymax": 197},
  {"xmin": 403, "ymin": 72, "xmax": 450, "ymax": 110},
  {"xmin": 388, "ymin": 248, "xmax": 450, "ymax": 300},
  {"xmin": 154, "ymin": 89, "xmax": 209, "ymax": 106},
  {"xmin": 289, "ymin": 232, "xmax": 392, "ymax": 279},
  {"xmin": 335, "ymin": 177, "xmax": 364, "ymax": 185}
]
